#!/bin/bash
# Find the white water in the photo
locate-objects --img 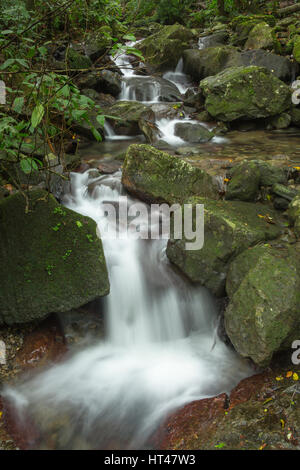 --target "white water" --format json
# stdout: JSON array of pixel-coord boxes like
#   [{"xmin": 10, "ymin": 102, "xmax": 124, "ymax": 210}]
[
  {"xmin": 163, "ymin": 58, "xmax": 192, "ymax": 95},
  {"xmin": 4, "ymin": 171, "xmax": 253, "ymax": 449}
]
